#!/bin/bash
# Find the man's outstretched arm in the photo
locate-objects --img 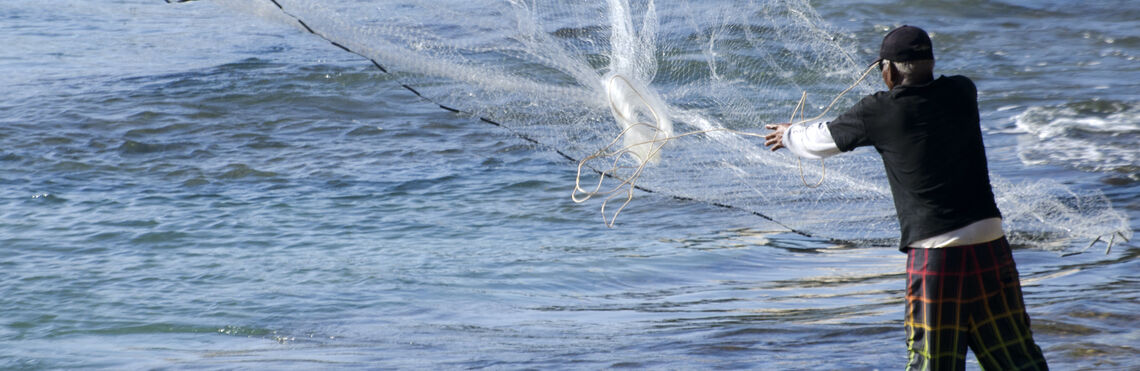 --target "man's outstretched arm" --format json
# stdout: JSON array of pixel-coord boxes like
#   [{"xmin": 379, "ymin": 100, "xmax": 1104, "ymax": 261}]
[{"xmin": 764, "ymin": 120, "xmax": 841, "ymax": 159}]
